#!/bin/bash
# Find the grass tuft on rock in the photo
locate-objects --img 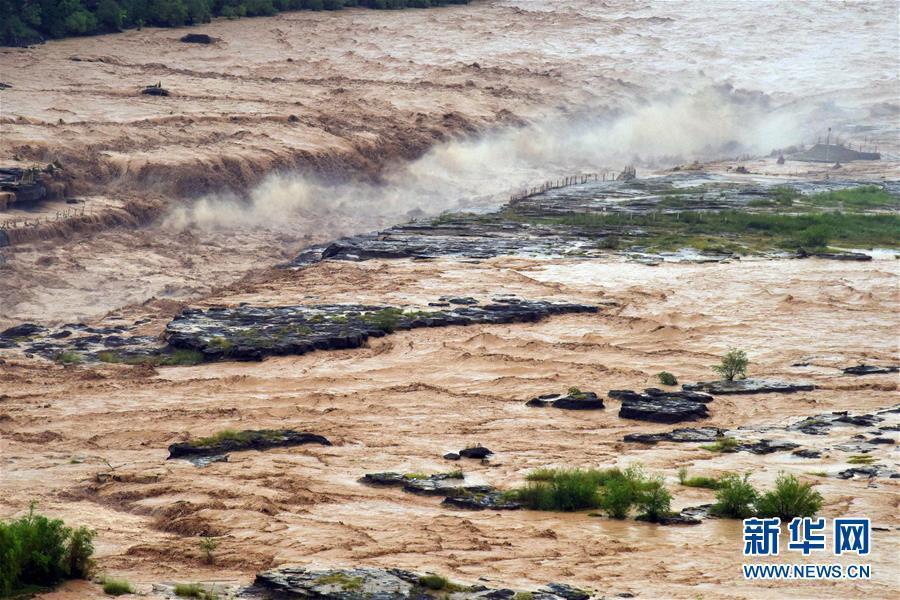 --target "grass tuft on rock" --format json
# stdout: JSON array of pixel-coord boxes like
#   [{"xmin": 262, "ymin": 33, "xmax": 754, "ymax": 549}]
[
  {"xmin": 847, "ymin": 454, "xmax": 876, "ymax": 465},
  {"xmin": 101, "ymin": 578, "xmax": 134, "ymax": 596},
  {"xmin": 700, "ymin": 437, "xmax": 740, "ymax": 453},
  {"xmin": 677, "ymin": 468, "xmax": 722, "ymax": 489},
  {"xmin": 314, "ymin": 573, "xmax": 363, "ymax": 591}
]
